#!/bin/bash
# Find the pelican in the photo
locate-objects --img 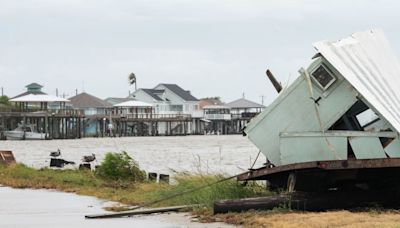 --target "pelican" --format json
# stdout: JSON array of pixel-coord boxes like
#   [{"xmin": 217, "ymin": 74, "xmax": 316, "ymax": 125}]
[
  {"xmin": 82, "ymin": 154, "xmax": 96, "ymax": 163},
  {"xmin": 49, "ymin": 149, "xmax": 61, "ymax": 158}
]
